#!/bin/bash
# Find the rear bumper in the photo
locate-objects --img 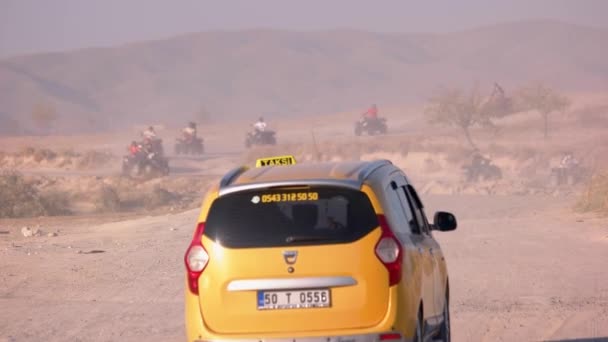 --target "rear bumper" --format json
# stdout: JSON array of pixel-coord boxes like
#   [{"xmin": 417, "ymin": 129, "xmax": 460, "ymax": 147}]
[
  {"xmin": 193, "ymin": 333, "xmax": 410, "ymax": 342},
  {"xmin": 185, "ymin": 282, "xmax": 416, "ymax": 342}
]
